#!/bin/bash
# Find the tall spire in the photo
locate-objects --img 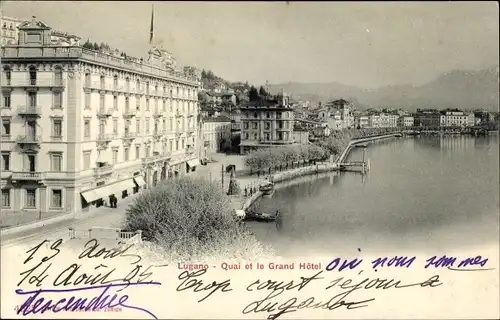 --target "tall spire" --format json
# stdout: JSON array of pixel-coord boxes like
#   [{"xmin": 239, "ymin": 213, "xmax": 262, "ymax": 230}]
[{"xmin": 149, "ymin": 4, "xmax": 155, "ymax": 45}]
